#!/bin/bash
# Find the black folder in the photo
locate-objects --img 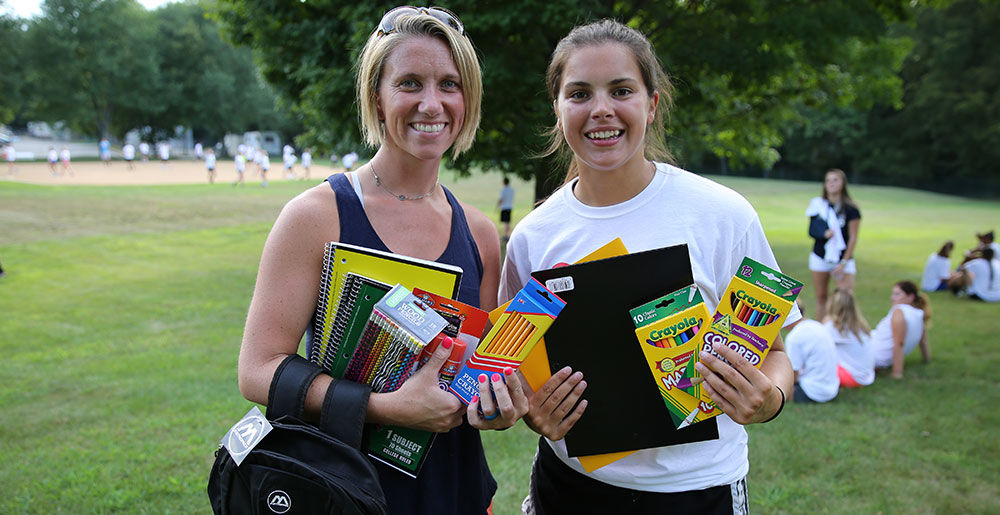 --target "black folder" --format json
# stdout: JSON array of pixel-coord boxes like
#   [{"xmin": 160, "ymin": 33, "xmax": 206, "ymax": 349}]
[{"xmin": 531, "ymin": 244, "xmax": 719, "ymax": 457}]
